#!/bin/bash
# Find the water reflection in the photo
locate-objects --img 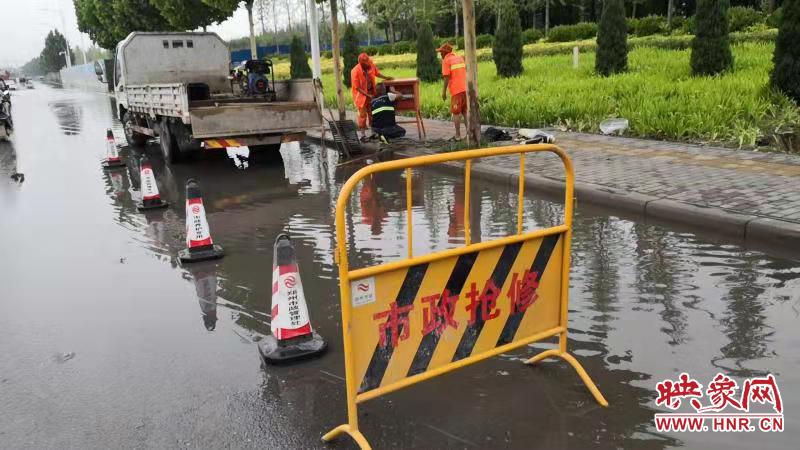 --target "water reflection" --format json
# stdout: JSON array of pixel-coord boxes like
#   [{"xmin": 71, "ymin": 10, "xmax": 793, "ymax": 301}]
[
  {"xmin": 185, "ymin": 263, "xmax": 219, "ymax": 331},
  {"xmin": 101, "ymin": 138, "xmax": 800, "ymax": 449},
  {"xmin": 48, "ymin": 100, "xmax": 83, "ymax": 135}
]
